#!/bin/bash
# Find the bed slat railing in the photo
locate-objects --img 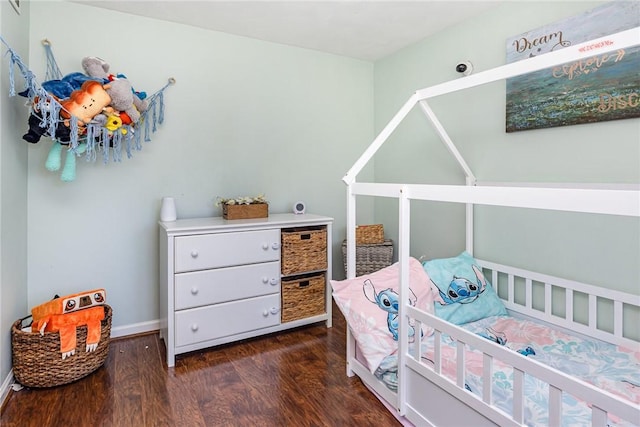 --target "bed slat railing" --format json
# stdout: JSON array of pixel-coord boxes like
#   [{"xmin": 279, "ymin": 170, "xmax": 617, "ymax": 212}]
[
  {"xmin": 567, "ymin": 289, "xmax": 574, "ymax": 326},
  {"xmin": 405, "ymin": 305, "xmax": 640, "ymax": 426},
  {"xmin": 525, "ymin": 278, "xmax": 532, "ymax": 310},
  {"xmin": 434, "ymin": 330, "xmax": 442, "ymax": 375},
  {"xmin": 614, "ymin": 300, "xmax": 623, "ymax": 338},
  {"xmin": 589, "ymin": 294, "xmax": 597, "ymax": 330},
  {"xmin": 476, "ymin": 259, "xmax": 639, "ymax": 349},
  {"xmin": 513, "ymin": 368, "xmax": 525, "ymax": 423},
  {"xmin": 545, "ymin": 283, "xmax": 552, "ymax": 317},
  {"xmin": 456, "ymin": 340, "xmax": 466, "ymax": 389},
  {"xmin": 592, "ymin": 406, "xmax": 608, "ymax": 427},
  {"xmin": 549, "ymin": 385, "xmax": 562, "ymax": 426},
  {"xmin": 482, "ymin": 353, "xmax": 493, "ymax": 404}
]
